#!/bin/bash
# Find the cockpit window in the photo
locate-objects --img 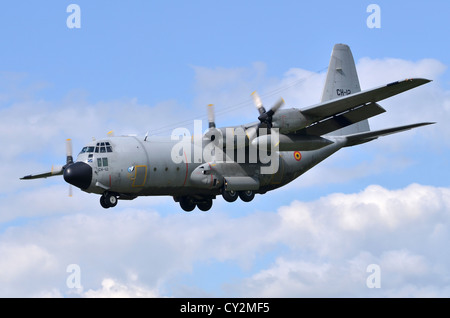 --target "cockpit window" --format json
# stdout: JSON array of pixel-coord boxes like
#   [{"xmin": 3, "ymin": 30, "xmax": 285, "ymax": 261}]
[
  {"xmin": 94, "ymin": 142, "xmax": 113, "ymax": 153},
  {"xmin": 79, "ymin": 142, "xmax": 112, "ymax": 155}
]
